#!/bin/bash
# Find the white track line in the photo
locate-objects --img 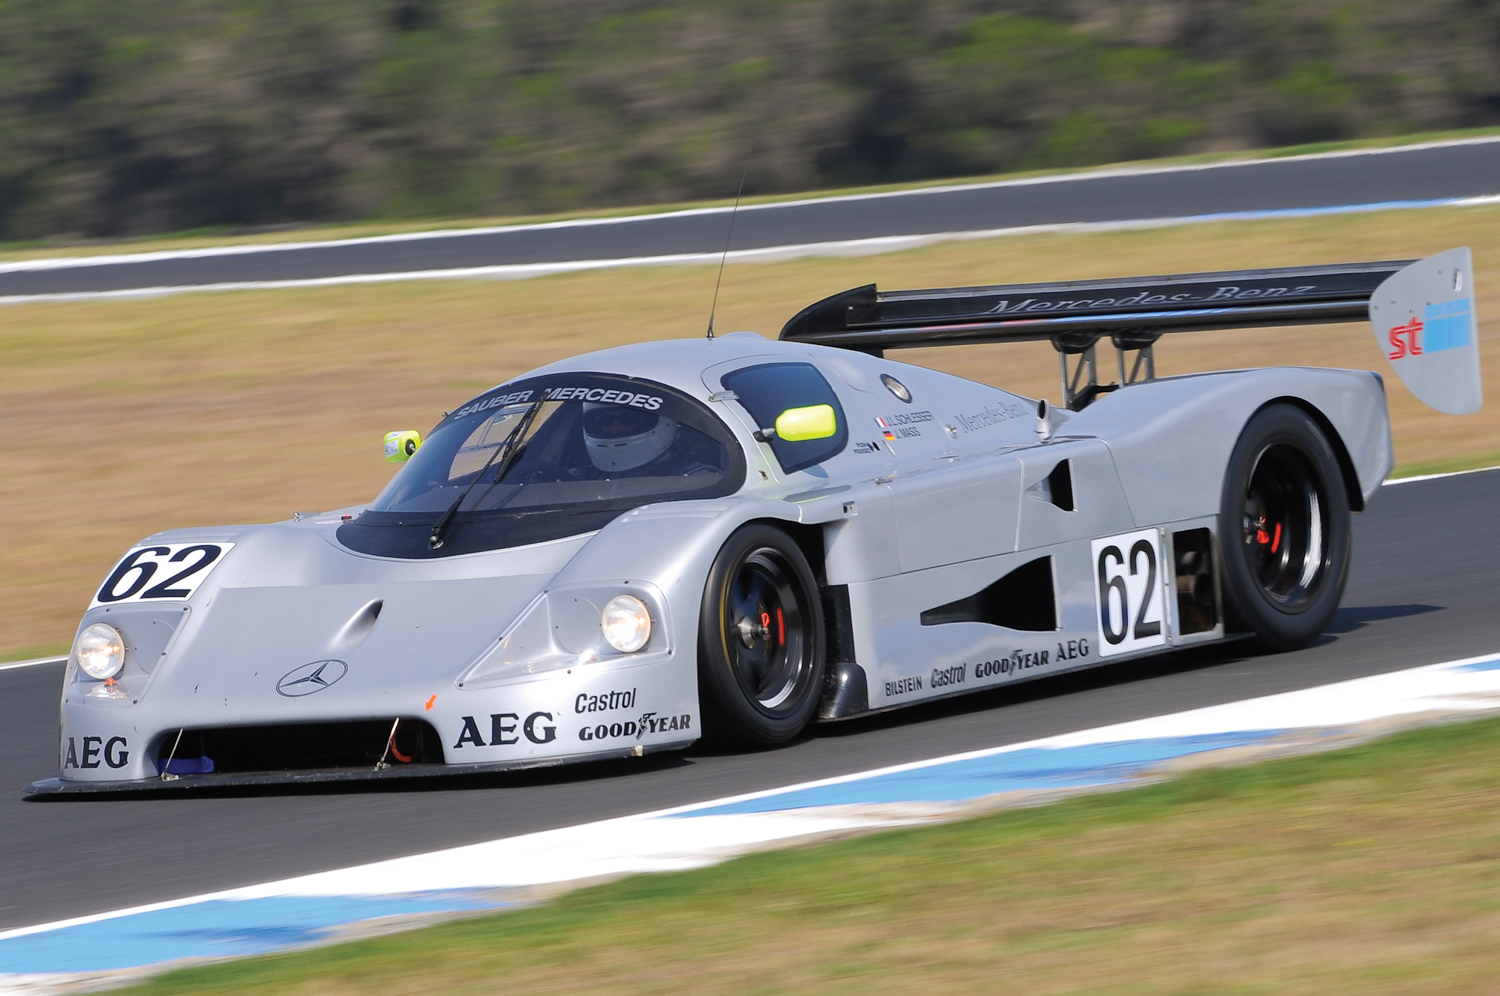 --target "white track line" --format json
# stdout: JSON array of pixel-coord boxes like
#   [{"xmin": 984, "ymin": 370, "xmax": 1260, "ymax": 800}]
[
  {"xmin": 0, "ymin": 657, "xmax": 65, "ymax": 673},
  {"xmin": 6, "ymin": 195, "xmax": 1500, "ymax": 306},
  {"xmin": 5, "ymin": 134, "xmax": 1500, "ymax": 275},
  {"xmin": 1384, "ymin": 463, "xmax": 1500, "ymax": 485}
]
